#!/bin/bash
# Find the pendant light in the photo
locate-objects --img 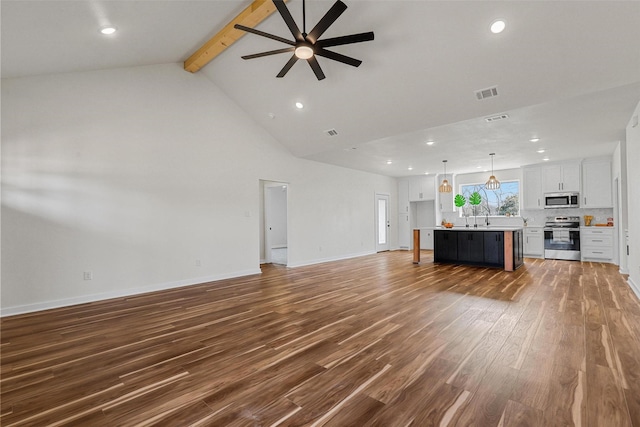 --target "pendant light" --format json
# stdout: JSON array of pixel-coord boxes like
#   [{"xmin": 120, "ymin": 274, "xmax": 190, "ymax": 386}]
[
  {"xmin": 485, "ymin": 153, "xmax": 501, "ymax": 190},
  {"xmin": 439, "ymin": 160, "xmax": 452, "ymax": 193}
]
